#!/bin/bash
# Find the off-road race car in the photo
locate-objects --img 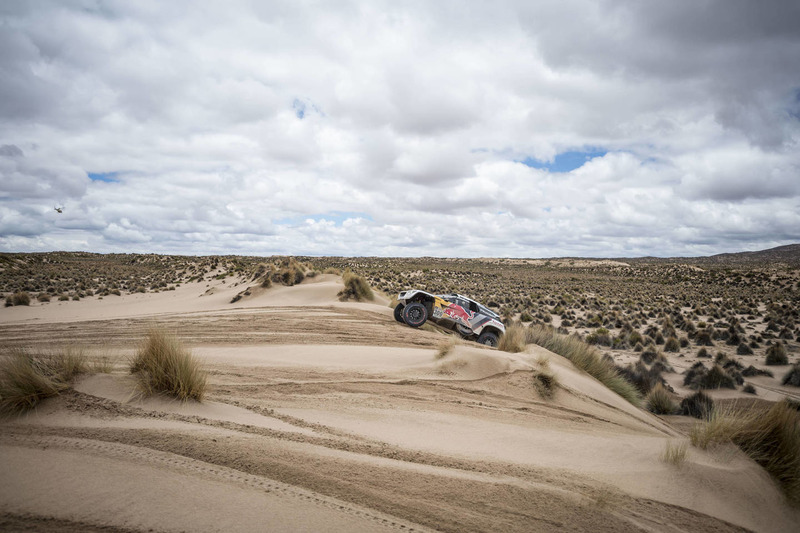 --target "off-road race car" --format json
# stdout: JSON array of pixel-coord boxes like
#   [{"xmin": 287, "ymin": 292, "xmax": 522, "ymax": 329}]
[{"xmin": 394, "ymin": 290, "xmax": 505, "ymax": 347}]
